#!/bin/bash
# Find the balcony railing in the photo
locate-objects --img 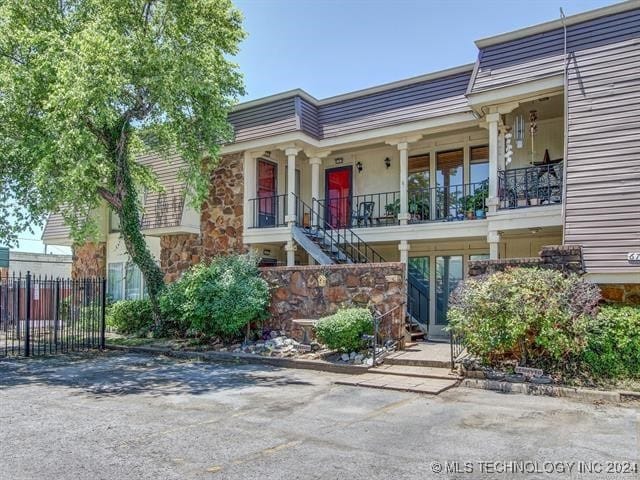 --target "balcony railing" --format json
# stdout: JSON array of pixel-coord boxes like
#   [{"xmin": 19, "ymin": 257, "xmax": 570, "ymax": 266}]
[
  {"xmin": 319, "ymin": 191, "xmax": 401, "ymax": 228},
  {"xmin": 248, "ymin": 194, "xmax": 287, "ymax": 228},
  {"xmin": 498, "ymin": 162, "xmax": 563, "ymax": 209},
  {"xmin": 408, "ymin": 181, "xmax": 488, "ymax": 223}
]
